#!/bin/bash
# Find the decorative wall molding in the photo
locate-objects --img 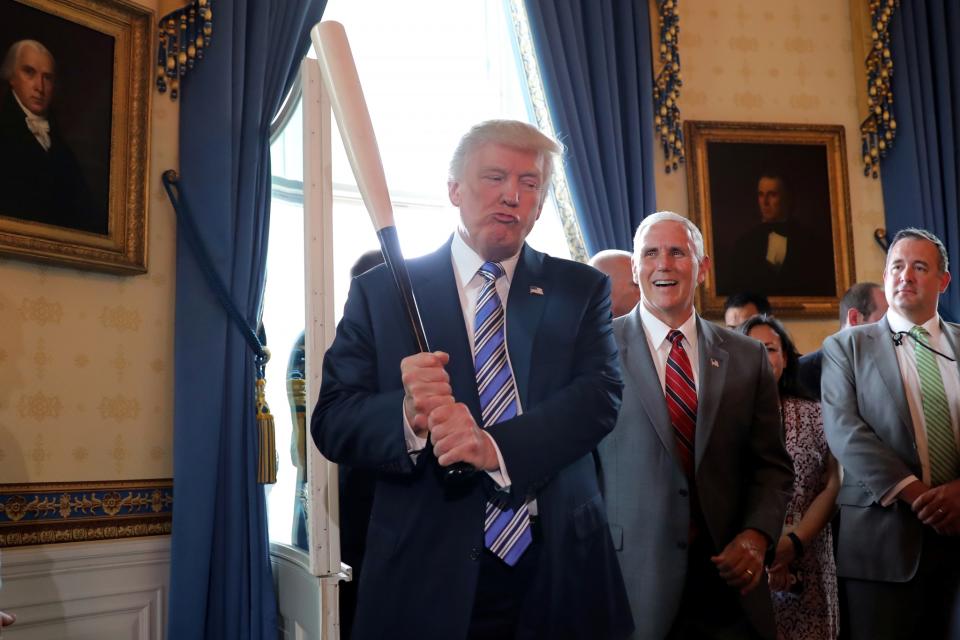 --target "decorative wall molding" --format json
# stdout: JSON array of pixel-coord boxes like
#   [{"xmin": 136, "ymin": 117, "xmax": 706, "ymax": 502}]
[
  {"xmin": 0, "ymin": 479, "xmax": 172, "ymax": 548},
  {"xmin": 0, "ymin": 537, "xmax": 170, "ymax": 639}
]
